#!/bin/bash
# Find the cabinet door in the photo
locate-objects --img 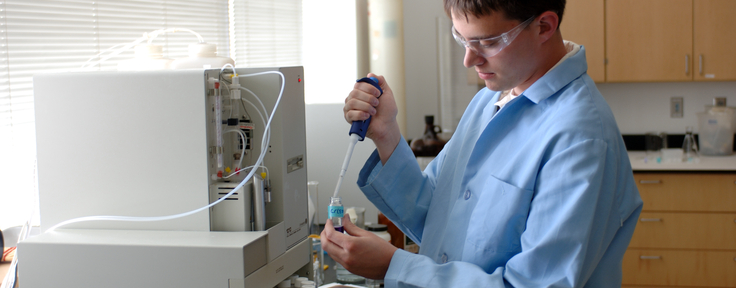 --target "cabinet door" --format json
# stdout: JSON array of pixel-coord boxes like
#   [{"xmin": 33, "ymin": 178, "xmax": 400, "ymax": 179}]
[
  {"xmin": 634, "ymin": 173, "xmax": 736, "ymax": 212},
  {"xmin": 623, "ymin": 249, "xmax": 736, "ymax": 287},
  {"xmin": 694, "ymin": 0, "xmax": 736, "ymax": 81},
  {"xmin": 628, "ymin": 212, "xmax": 736, "ymax": 250},
  {"xmin": 560, "ymin": 0, "xmax": 605, "ymax": 82},
  {"xmin": 606, "ymin": 0, "xmax": 693, "ymax": 82}
]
